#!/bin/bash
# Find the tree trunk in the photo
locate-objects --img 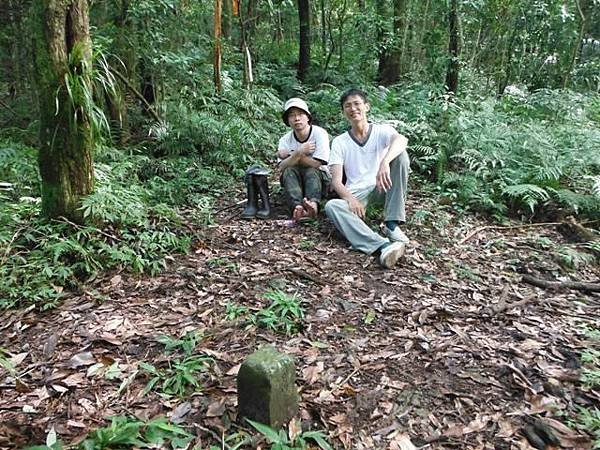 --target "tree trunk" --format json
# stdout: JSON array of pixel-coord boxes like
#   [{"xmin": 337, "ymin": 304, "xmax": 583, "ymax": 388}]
[
  {"xmin": 563, "ymin": 0, "xmax": 586, "ymax": 89},
  {"xmin": 214, "ymin": 0, "xmax": 223, "ymax": 92},
  {"xmin": 378, "ymin": 0, "xmax": 407, "ymax": 85},
  {"xmin": 376, "ymin": 0, "xmax": 387, "ymax": 79},
  {"xmin": 445, "ymin": 0, "xmax": 459, "ymax": 94},
  {"xmin": 222, "ymin": 0, "xmax": 231, "ymax": 39},
  {"xmin": 297, "ymin": 0, "xmax": 311, "ymax": 81},
  {"xmin": 32, "ymin": 0, "xmax": 94, "ymax": 223}
]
